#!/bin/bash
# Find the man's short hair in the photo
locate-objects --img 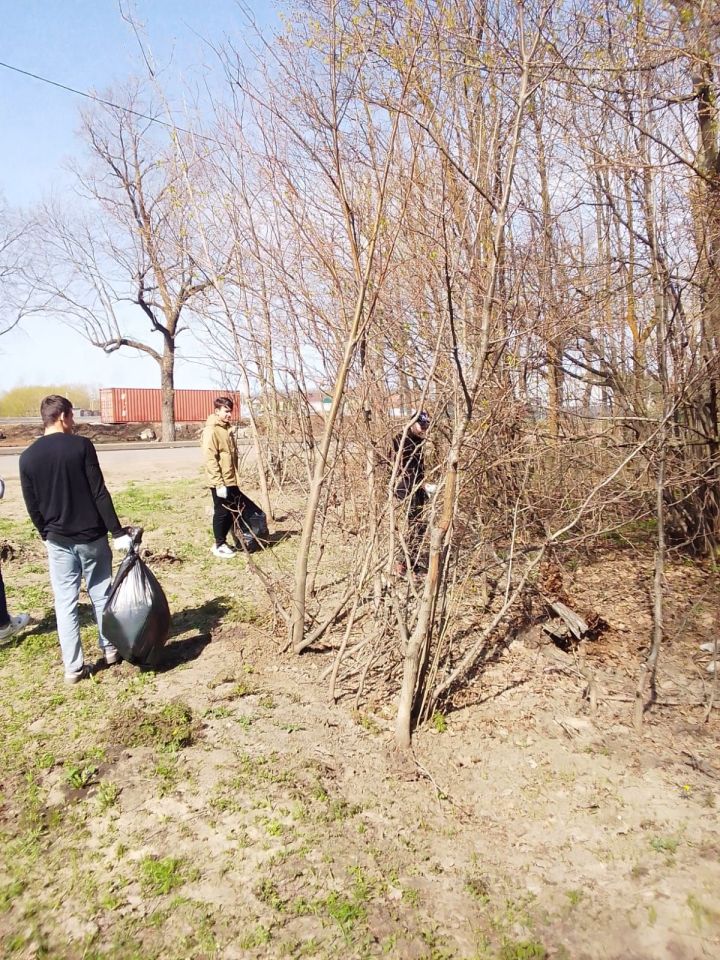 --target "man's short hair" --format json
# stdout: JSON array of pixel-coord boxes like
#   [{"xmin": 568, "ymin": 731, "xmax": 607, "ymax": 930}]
[
  {"xmin": 214, "ymin": 396, "xmax": 234, "ymax": 412},
  {"xmin": 41, "ymin": 395, "xmax": 73, "ymax": 427}
]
